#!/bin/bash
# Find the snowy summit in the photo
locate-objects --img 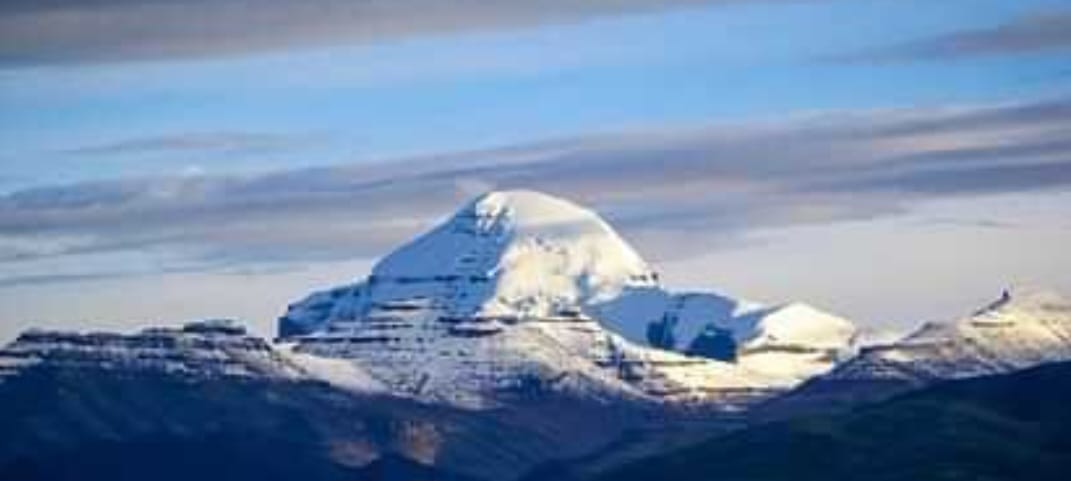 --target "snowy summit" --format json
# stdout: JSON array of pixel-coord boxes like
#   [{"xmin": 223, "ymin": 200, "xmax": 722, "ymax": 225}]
[
  {"xmin": 277, "ymin": 190, "xmax": 859, "ymax": 408},
  {"xmin": 373, "ymin": 190, "xmax": 659, "ymax": 320}
]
